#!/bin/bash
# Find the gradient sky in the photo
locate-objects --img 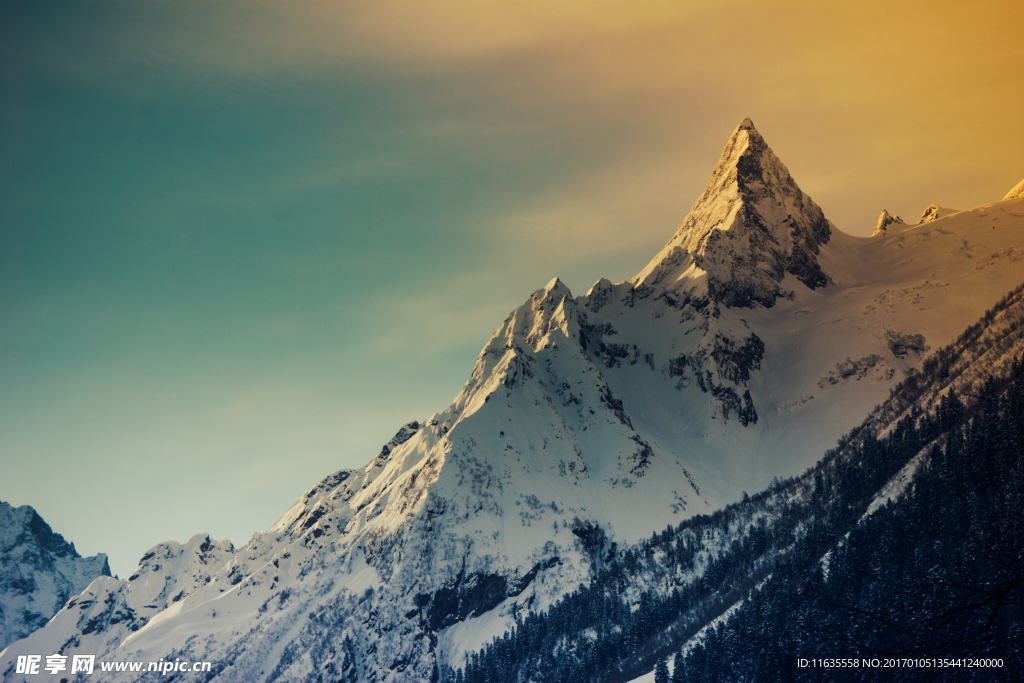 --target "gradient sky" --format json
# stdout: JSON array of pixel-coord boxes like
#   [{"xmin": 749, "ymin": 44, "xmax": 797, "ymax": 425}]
[{"xmin": 2, "ymin": 0, "xmax": 1022, "ymax": 578}]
